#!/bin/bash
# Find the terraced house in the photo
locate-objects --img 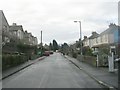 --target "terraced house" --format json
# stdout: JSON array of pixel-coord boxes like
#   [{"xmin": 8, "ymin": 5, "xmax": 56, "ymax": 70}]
[
  {"xmin": 83, "ymin": 23, "xmax": 120, "ymax": 50},
  {"xmin": 0, "ymin": 10, "xmax": 38, "ymax": 47},
  {"xmin": 9, "ymin": 23, "xmax": 24, "ymax": 41},
  {"xmin": 0, "ymin": 10, "xmax": 10, "ymax": 46},
  {"xmin": 82, "ymin": 23, "xmax": 120, "ymax": 66},
  {"xmin": 83, "ymin": 32, "xmax": 99, "ymax": 48}
]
